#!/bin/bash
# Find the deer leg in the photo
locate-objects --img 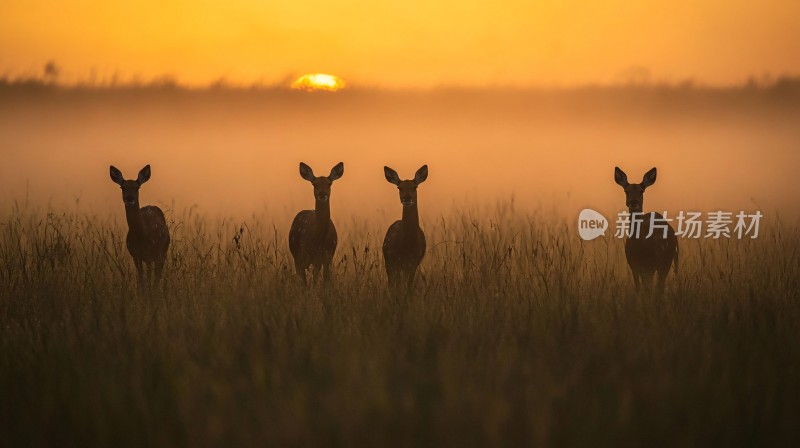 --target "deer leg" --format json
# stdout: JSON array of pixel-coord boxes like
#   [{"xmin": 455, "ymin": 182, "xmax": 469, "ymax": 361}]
[
  {"xmin": 295, "ymin": 260, "xmax": 308, "ymax": 284},
  {"xmin": 322, "ymin": 261, "xmax": 332, "ymax": 284},
  {"xmin": 311, "ymin": 264, "xmax": 321, "ymax": 285},
  {"xmin": 147, "ymin": 262, "xmax": 155, "ymax": 285},
  {"xmin": 386, "ymin": 268, "xmax": 397, "ymax": 291},
  {"xmin": 134, "ymin": 258, "xmax": 144, "ymax": 288},
  {"xmin": 631, "ymin": 269, "xmax": 641, "ymax": 291},
  {"xmin": 388, "ymin": 271, "xmax": 406, "ymax": 303},
  {"xmin": 643, "ymin": 271, "xmax": 656, "ymax": 294},
  {"xmin": 655, "ymin": 270, "xmax": 667, "ymax": 297},
  {"xmin": 406, "ymin": 269, "xmax": 416, "ymax": 292},
  {"xmin": 155, "ymin": 257, "xmax": 166, "ymax": 283}
]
